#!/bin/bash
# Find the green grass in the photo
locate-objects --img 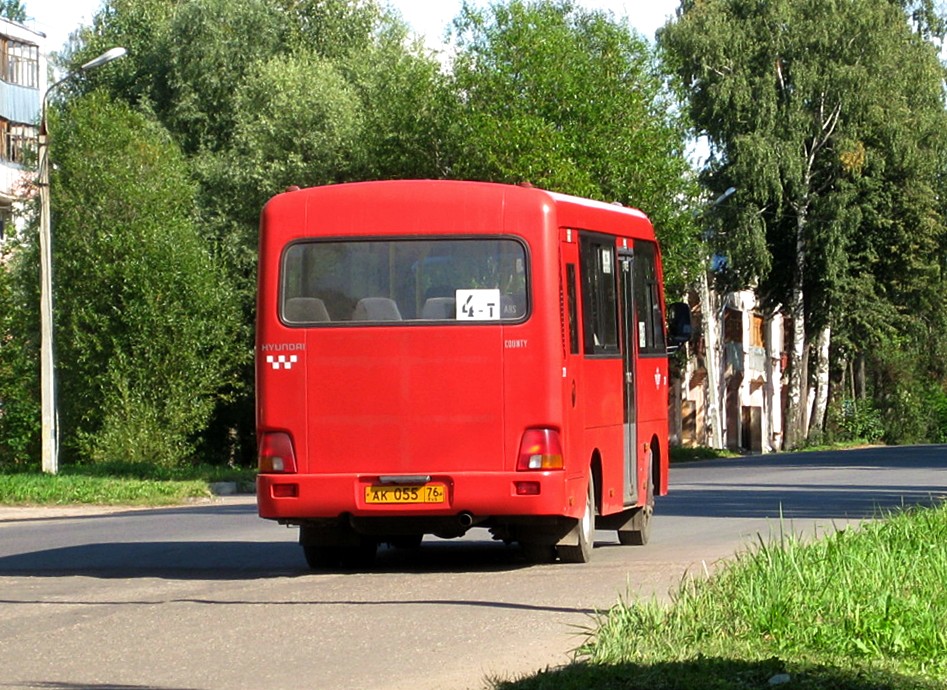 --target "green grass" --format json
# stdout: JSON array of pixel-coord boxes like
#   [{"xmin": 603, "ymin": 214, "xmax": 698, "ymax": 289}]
[
  {"xmin": 669, "ymin": 442, "xmax": 876, "ymax": 463},
  {"xmin": 496, "ymin": 502, "xmax": 947, "ymax": 690},
  {"xmin": 669, "ymin": 446, "xmax": 741, "ymax": 462},
  {"xmin": 0, "ymin": 462, "xmax": 257, "ymax": 506}
]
